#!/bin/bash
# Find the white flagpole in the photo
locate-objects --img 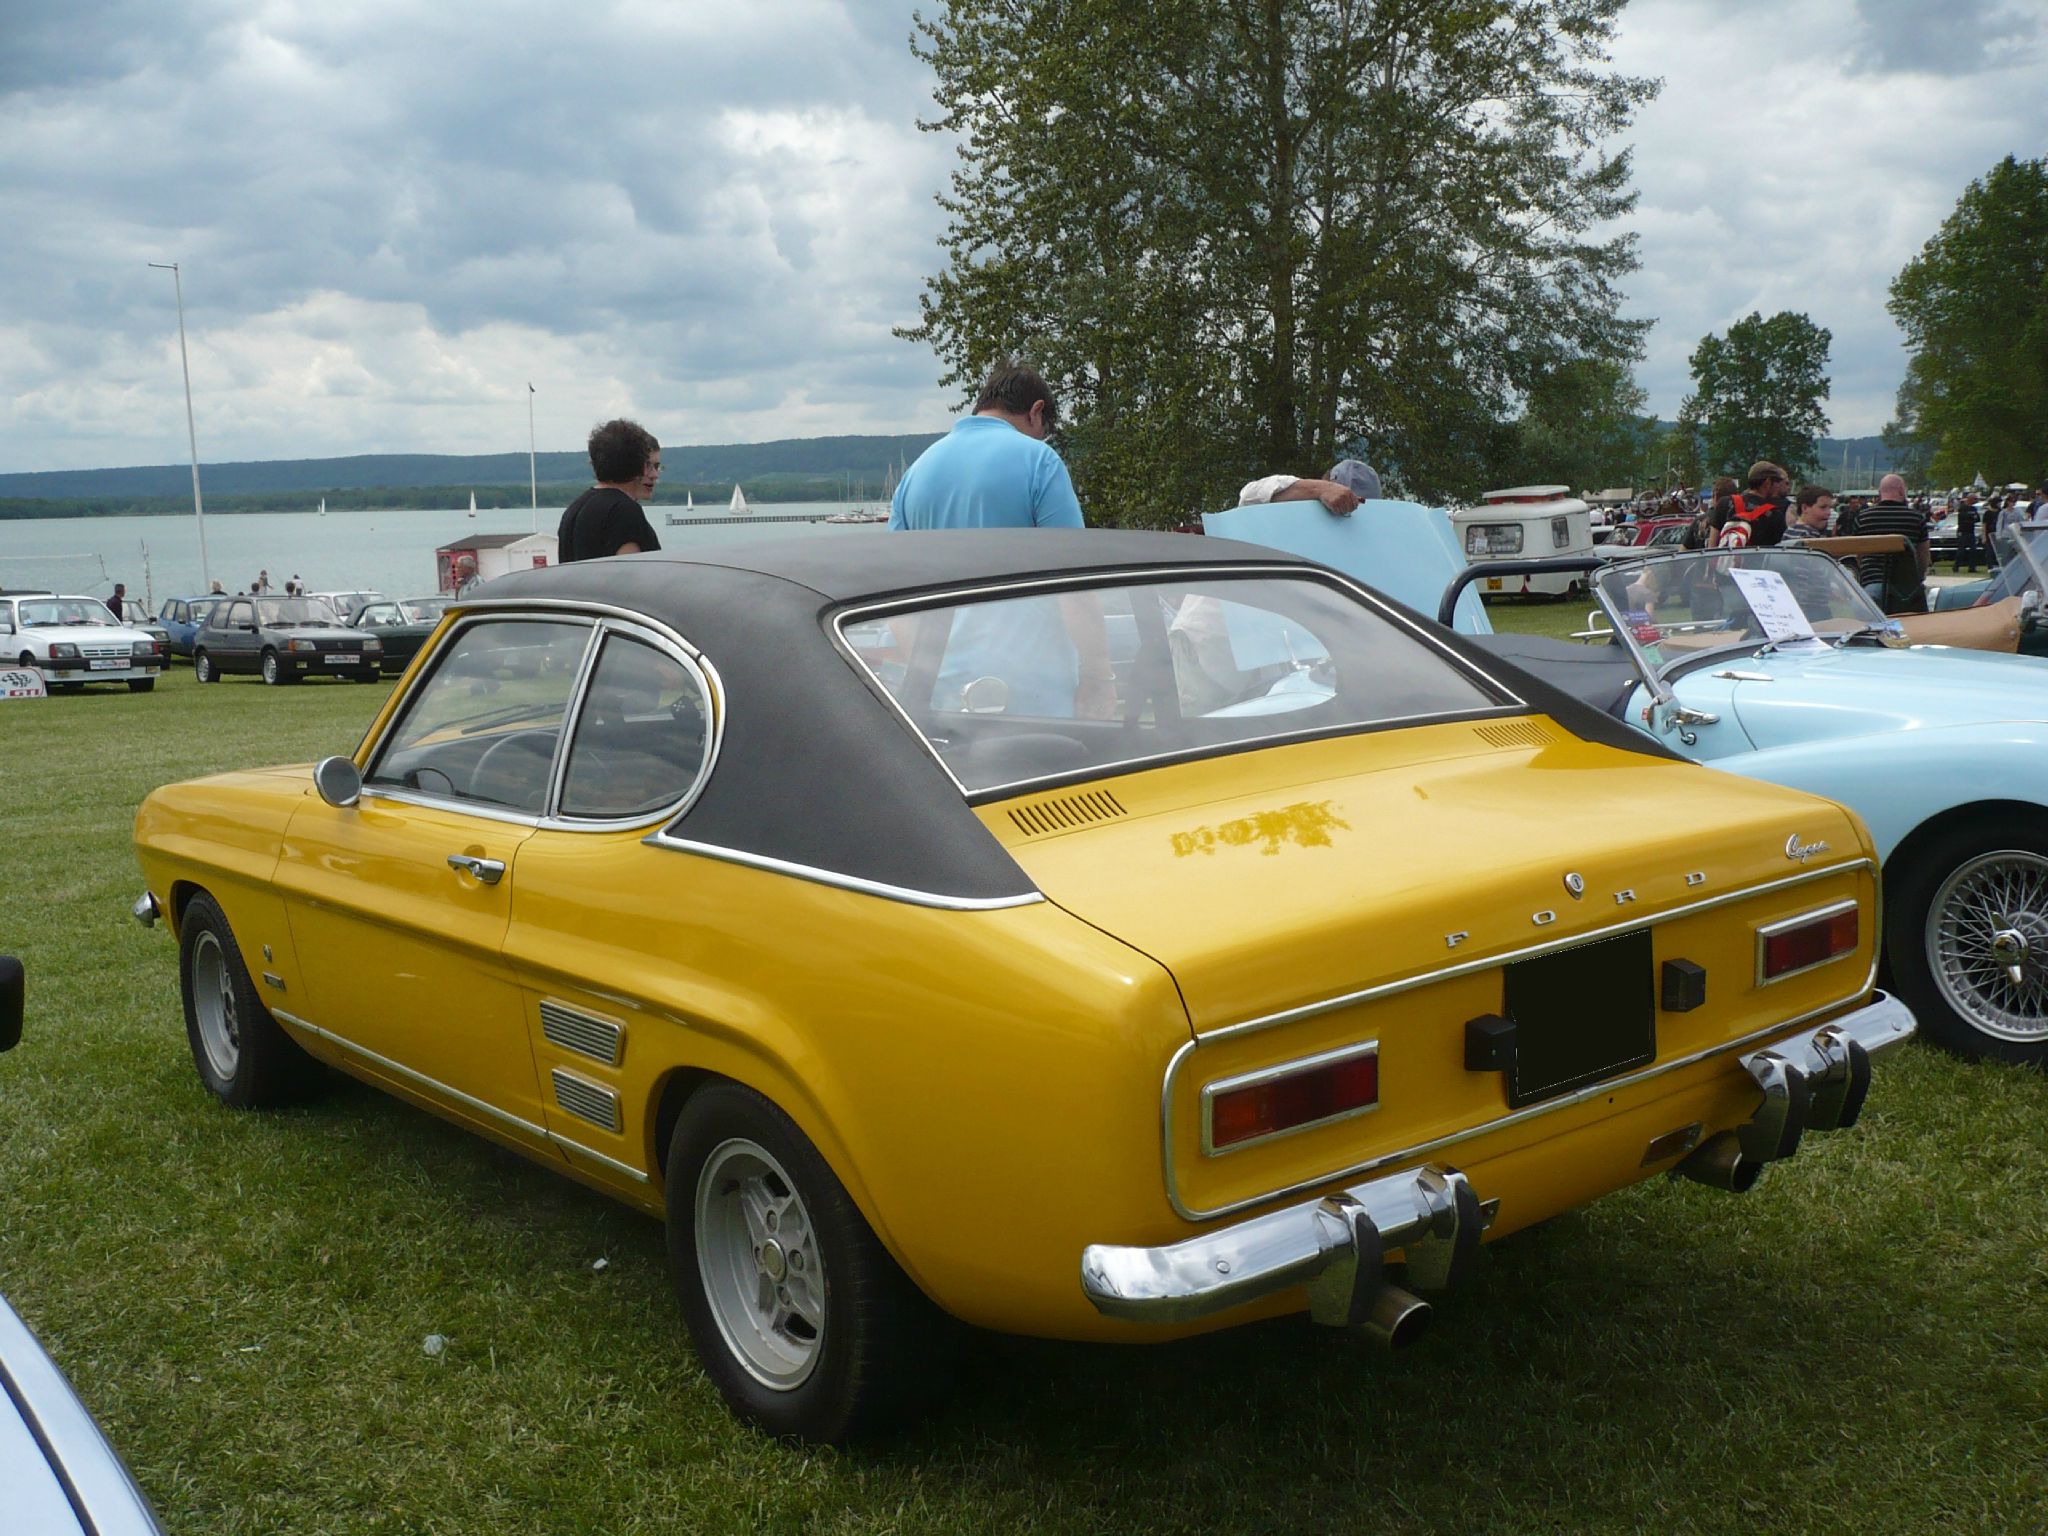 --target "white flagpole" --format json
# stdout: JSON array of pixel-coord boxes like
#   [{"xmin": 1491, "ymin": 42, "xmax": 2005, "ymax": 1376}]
[
  {"xmin": 528, "ymin": 383, "xmax": 538, "ymax": 534},
  {"xmin": 147, "ymin": 261, "xmax": 211, "ymax": 593}
]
